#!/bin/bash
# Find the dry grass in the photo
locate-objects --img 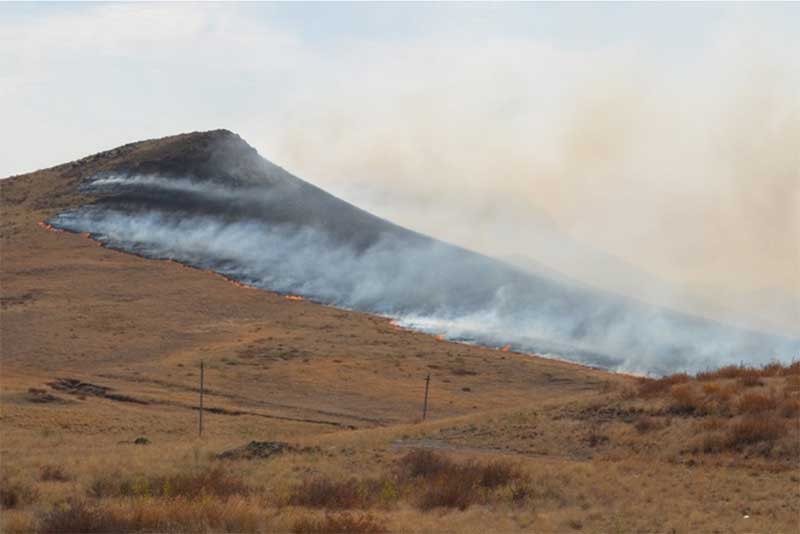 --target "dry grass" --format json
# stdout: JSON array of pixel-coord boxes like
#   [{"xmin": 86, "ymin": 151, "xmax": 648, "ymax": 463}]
[
  {"xmin": 292, "ymin": 513, "xmax": 388, "ymax": 534},
  {"xmin": 725, "ymin": 416, "xmax": 788, "ymax": 448},
  {"xmin": 87, "ymin": 464, "xmax": 249, "ymax": 499},
  {"xmin": 39, "ymin": 464, "xmax": 71, "ymax": 482},
  {"xmin": 0, "ymin": 477, "xmax": 38, "ymax": 509},
  {"xmin": 287, "ymin": 478, "xmax": 383, "ymax": 510},
  {"xmin": 38, "ymin": 497, "xmax": 263, "ymax": 534},
  {"xmin": 396, "ymin": 449, "xmax": 526, "ymax": 511},
  {"xmin": 638, "ymin": 372, "xmax": 690, "ymax": 397}
]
